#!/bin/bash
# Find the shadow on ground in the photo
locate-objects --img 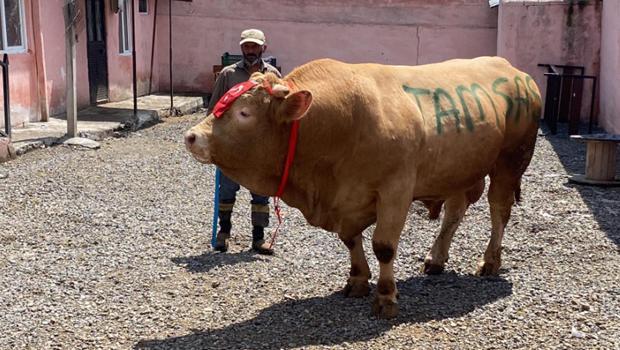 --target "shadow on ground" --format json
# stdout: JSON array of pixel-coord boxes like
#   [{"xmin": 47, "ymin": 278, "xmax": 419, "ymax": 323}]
[
  {"xmin": 541, "ymin": 122, "xmax": 620, "ymax": 247},
  {"xmin": 135, "ymin": 273, "xmax": 512, "ymax": 349},
  {"xmin": 171, "ymin": 250, "xmax": 264, "ymax": 274}
]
